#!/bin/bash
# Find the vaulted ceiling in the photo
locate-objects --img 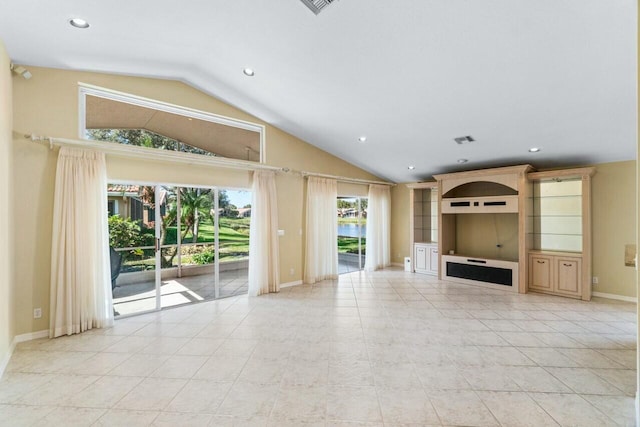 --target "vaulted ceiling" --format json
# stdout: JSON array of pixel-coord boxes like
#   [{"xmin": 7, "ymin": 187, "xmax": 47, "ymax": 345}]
[{"xmin": 0, "ymin": 0, "xmax": 636, "ymax": 182}]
